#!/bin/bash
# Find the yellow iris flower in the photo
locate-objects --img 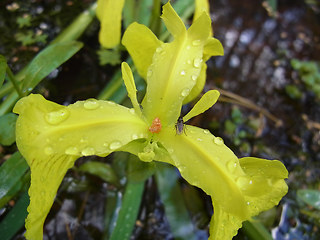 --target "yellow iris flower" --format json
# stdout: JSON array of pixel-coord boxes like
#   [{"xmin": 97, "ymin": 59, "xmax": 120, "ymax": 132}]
[{"xmin": 13, "ymin": 2, "xmax": 288, "ymax": 240}]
